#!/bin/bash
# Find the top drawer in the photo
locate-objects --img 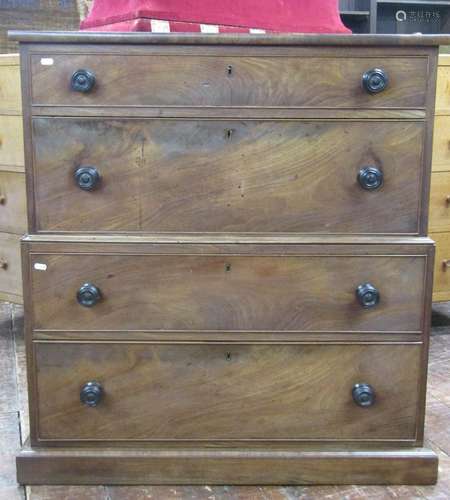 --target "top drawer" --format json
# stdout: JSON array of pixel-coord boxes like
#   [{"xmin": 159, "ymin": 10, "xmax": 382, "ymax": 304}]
[{"xmin": 29, "ymin": 53, "xmax": 428, "ymax": 109}]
